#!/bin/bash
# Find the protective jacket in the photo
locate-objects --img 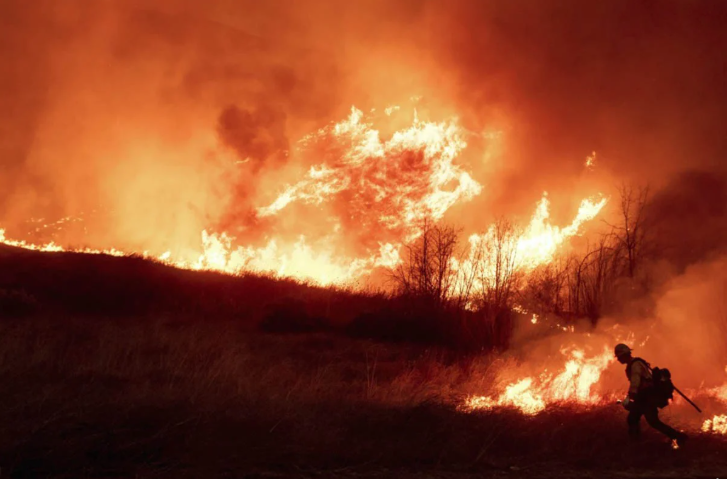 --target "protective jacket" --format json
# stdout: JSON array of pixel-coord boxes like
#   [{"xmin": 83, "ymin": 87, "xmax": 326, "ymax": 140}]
[{"xmin": 625, "ymin": 357, "xmax": 653, "ymax": 399}]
